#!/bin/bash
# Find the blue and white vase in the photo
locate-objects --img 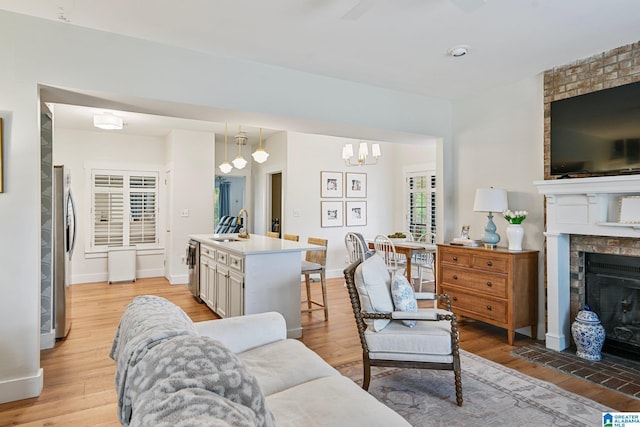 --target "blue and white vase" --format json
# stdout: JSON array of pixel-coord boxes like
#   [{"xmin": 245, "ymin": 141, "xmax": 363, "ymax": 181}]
[{"xmin": 571, "ymin": 305, "xmax": 605, "ymax": 361}]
